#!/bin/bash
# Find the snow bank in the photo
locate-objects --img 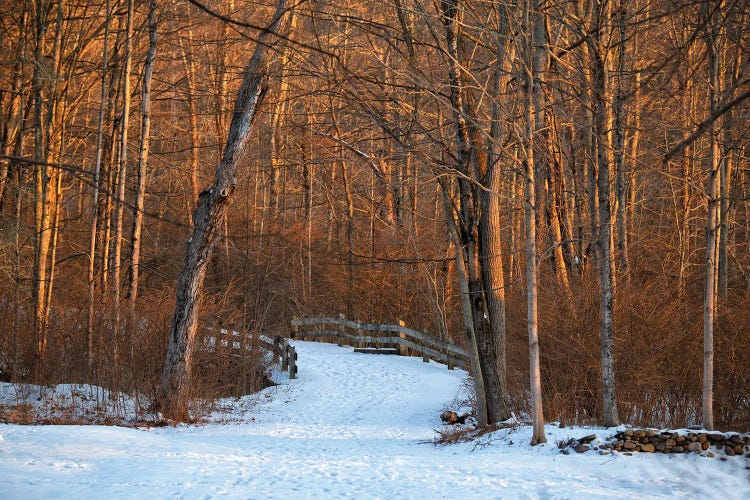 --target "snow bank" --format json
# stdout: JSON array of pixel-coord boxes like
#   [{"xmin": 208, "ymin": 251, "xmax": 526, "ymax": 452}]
[{"xmin": 1, "ymin": 341, "xmax": 748, "ymax": 498}]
